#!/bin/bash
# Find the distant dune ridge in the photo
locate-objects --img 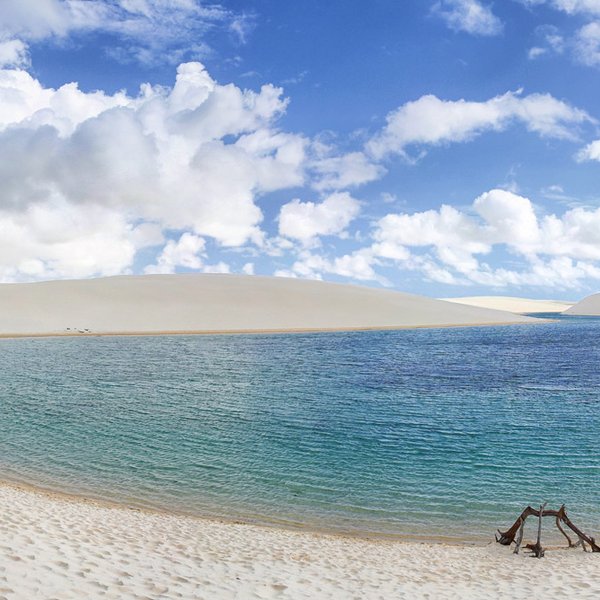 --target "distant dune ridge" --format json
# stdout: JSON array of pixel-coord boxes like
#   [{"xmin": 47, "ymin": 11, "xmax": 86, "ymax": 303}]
[
  {"xmin": 442, "ymin": 296, "xmax": 574, "ymax": 315},
  {"xmin": 0, "ymin": 274, "xmax": 539, "ymax": 336},
  {"xmin": 565, "ymin": 292, "xmax": 600, "ymax": 316}
]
